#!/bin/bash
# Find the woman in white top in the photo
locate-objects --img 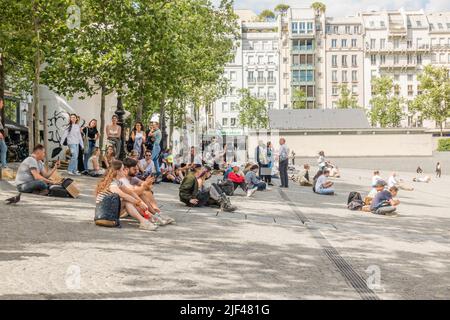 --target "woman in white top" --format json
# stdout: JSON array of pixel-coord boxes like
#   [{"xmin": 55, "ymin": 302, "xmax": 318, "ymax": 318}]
[
  {"xmin": 61, "ymin": 113, "xmax": 84, "ymax": 175},
  {"xmin": 87, "ymin": 147, "xmax": 105, "ymax": 177},
  {"xmin": 106, "ymin": 115, "xmax": 122, "ymax": 157},
  {"xmin": 131, "ymin": 122, "xmax": 146, "ymax": 159}
]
